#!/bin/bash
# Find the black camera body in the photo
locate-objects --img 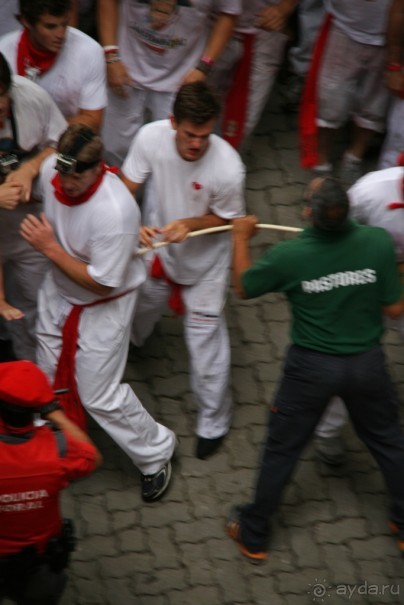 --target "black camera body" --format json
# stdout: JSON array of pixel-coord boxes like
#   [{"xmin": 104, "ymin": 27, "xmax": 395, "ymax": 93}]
[{"xmin": 0, "ymin": 153, "xmax": 19, "ymax": 177}]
